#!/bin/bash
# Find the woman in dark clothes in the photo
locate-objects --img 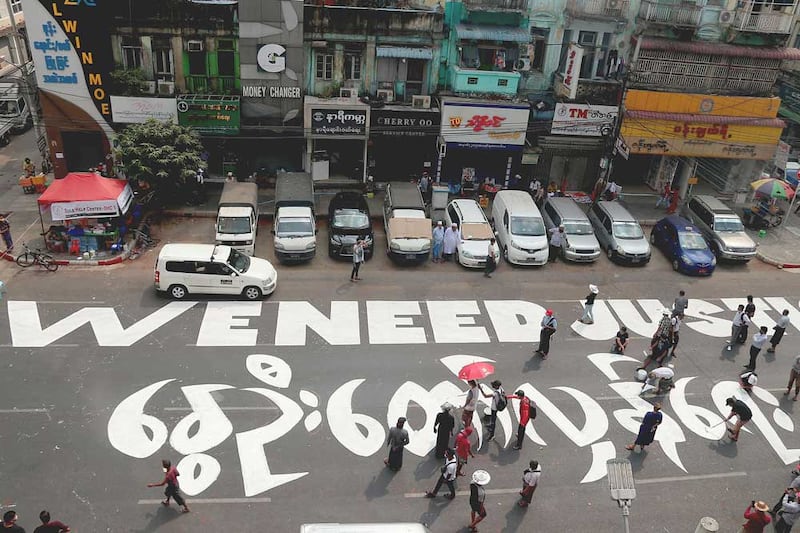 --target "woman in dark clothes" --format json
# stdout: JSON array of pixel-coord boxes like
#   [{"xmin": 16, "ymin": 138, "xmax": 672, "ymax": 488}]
[
  {"xmin": 384, "ymin": 417, "xmax": 410, "ymax": 471},
  {"xmin": 433, "ymin": 403, "xmax": 455, "ymax": 459},
  {"xmin": 625, "ymin": 403, "xmax": 662, "ymax": 452}
]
